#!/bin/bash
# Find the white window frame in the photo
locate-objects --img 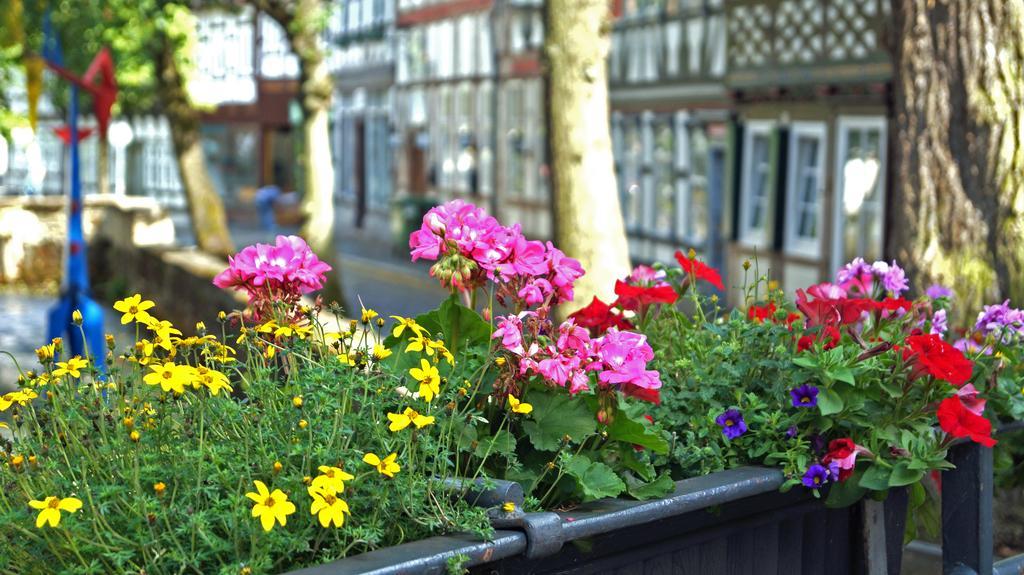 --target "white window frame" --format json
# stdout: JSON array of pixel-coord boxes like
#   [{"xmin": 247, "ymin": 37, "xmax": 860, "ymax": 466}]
[
  {"xmin": 784, "ymin": 122, "xmax": 827, "ymax": 258},
  {"xmin": 739, "ymin": 120, "xmax": 775, "ymax": 247},
  {"xmin": 831, "ymin": 116, "xmax": 888, "ymax": 272}
]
